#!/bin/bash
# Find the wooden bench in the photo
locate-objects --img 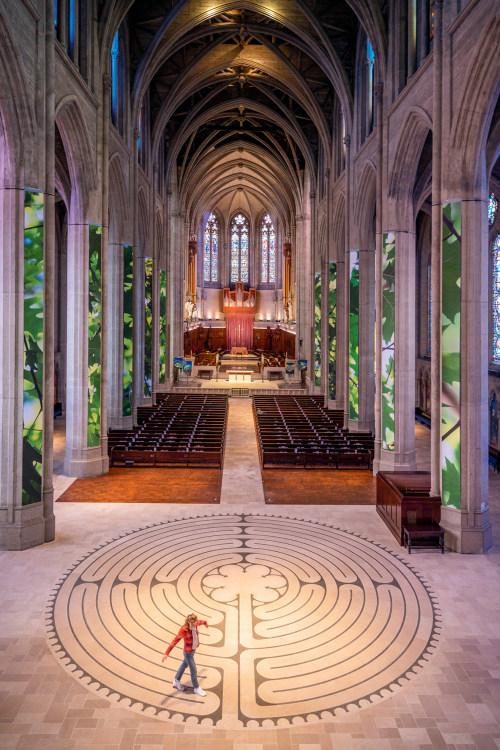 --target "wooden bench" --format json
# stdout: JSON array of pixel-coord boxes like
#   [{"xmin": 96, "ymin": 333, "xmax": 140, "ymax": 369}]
[{"xmin": 403, "ymin": 523, "xmax": 445, "ymax": 553}]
